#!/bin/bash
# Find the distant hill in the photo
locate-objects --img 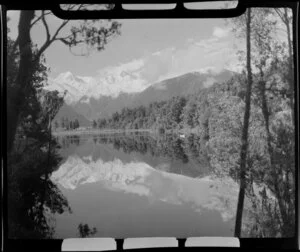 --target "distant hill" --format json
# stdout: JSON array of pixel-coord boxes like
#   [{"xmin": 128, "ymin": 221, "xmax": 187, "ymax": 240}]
[
  {"xmin": 130, "ymin": 71, "xmax": 224, "ymax": 107},
  {"xmin": 53, "ymin": 103, "xmax": 91, "ymax": 127}
]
